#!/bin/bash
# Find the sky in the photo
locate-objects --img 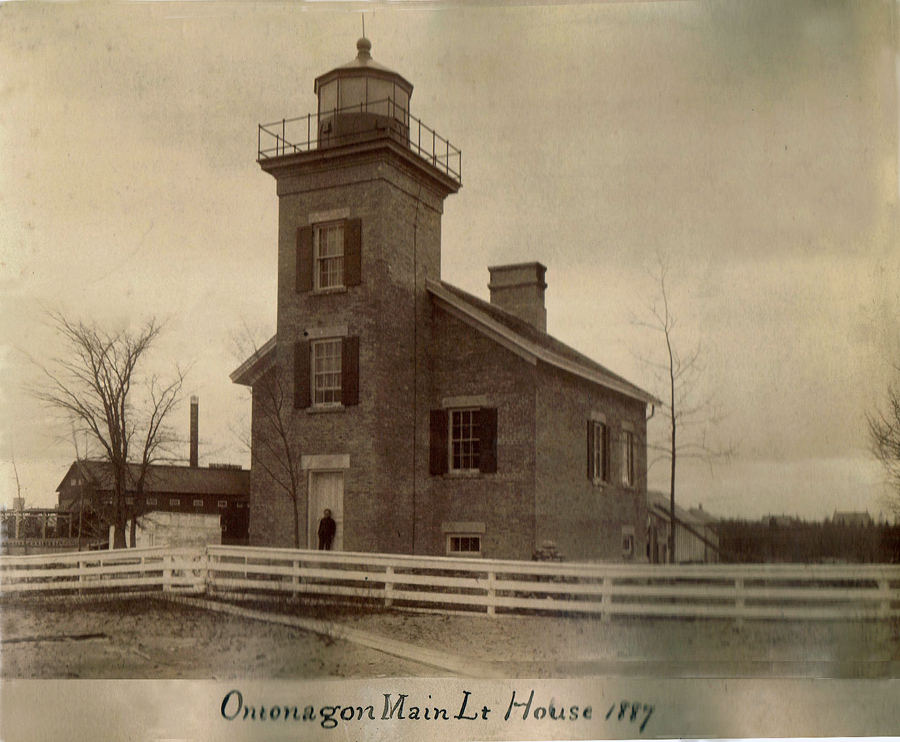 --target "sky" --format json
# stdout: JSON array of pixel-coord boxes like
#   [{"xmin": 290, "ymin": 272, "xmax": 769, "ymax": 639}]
[{"xmin": 2, "ymin": 1, "xmax": 899, "ymax": 522}]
